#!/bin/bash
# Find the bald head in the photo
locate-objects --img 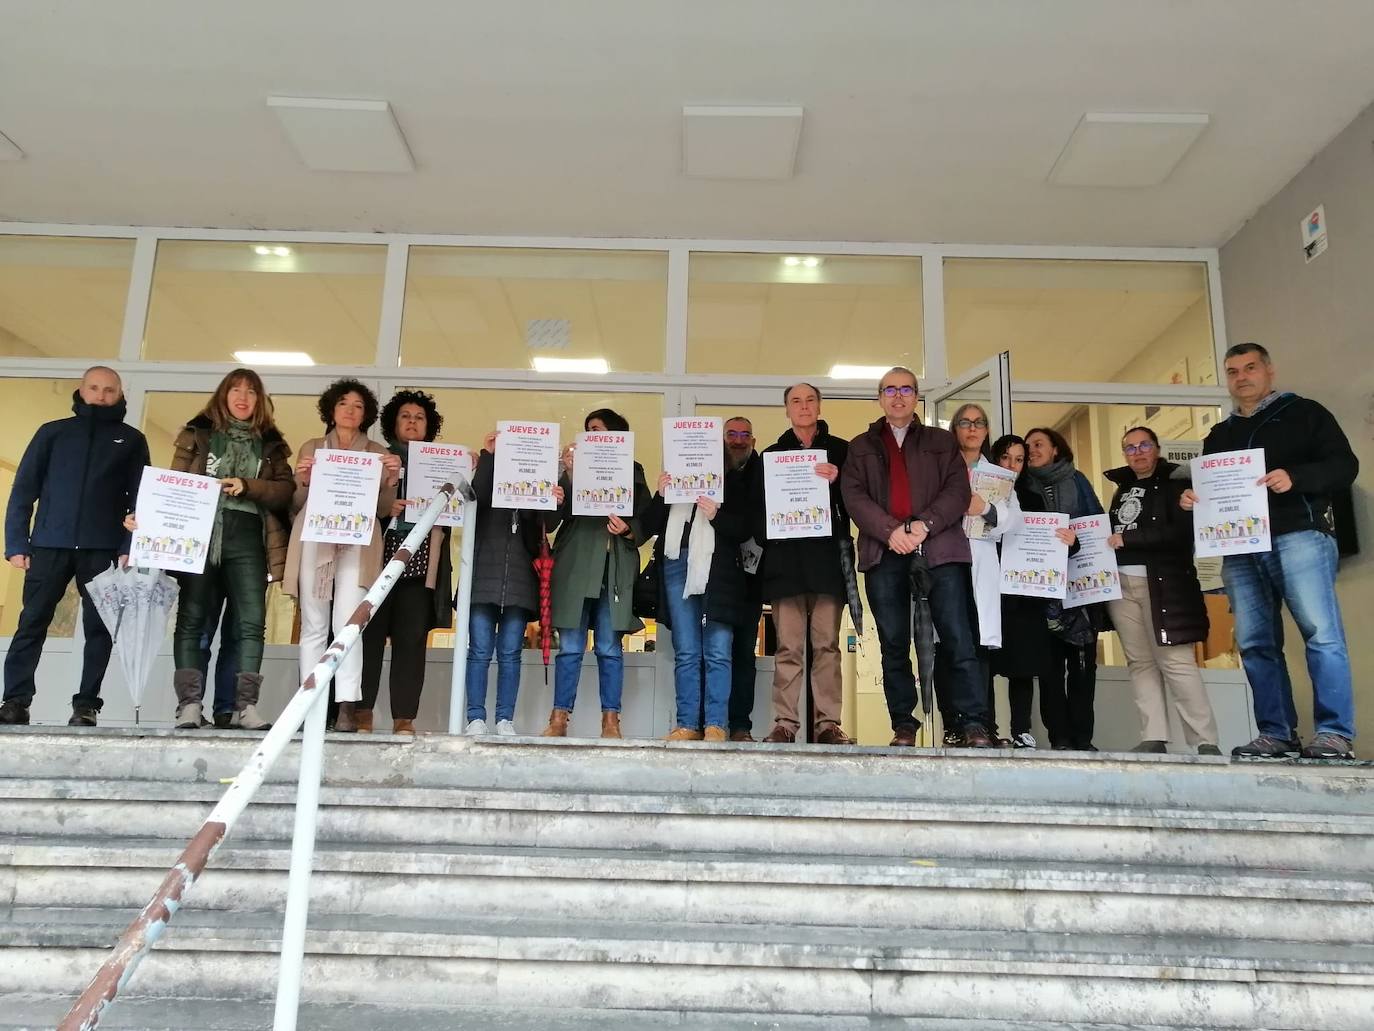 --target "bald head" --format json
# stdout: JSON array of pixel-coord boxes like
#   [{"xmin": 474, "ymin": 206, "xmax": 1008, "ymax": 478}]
[{"xmin": 79, "ymin": 367, "xmax": 122, "ymax": 407}]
